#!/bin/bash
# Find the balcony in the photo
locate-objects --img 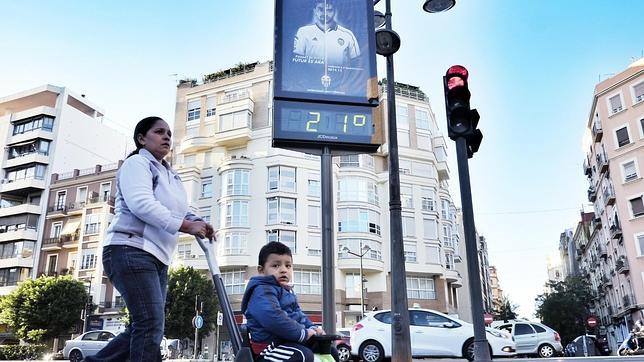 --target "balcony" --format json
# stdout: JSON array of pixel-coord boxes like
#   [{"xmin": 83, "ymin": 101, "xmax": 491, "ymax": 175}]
[
  {"xmin": 87, "ymin": 195, "xmax": 115, "ymax": 206},
  {"xmin": 0, "ymin": 255, "xmax": 33, "ymax": 269},
  {"xmin": 603, "ymin": 185, "xmax": 616, "ymax": 206},
  {"xmin": 610, "ymin": 220, "xmax": 622, "ymax": 240},
  {"xmin": 597, "ymin": 151, "xmax": 609, "ymax": 174},
  {"xmin": 217, "ymin": 91, "xmax": 254, "ymax": 114},
  {"xmin": 337, "ymin": 255, "xmax": 385, "ymax": 273},
  {"xmin": 42, "ymin": 237, "xmax": 63, "ymax": 250},
  {"xmin": 616, "ymin": 256, "xmax": 630, "ymax": 274},
  {"xmin": 599, "ymin": 244, "xmax": 608, "ymax": 259},
  {"xmin": 584, "ymin": 159, "xmax": 592, "ymax": 176},
  {"xmin": 0, "ymin": 203, "xmax": 41, "ymax": 218},
  {"xmin": 4, "ymin": 152, "xmax": 49, "ymax": 169},
  {"xmin": 180, "ymin": 134, "xmax": 211, "ymax": 153},
  {"xmin": 214, "ymin": 125, "xmax": 252, "ymax": 147},
  {"xmin": 587, "ymin": 187, "xmax": 597, "ymax": 202},
  {"xmin": 97, "ymin": 300, "xmax": 126, "ymax": 313},
  {"xmin": 592, "ymin": 217, "xmax": 602, "ymax": 231},
  {"xmin": 623, "ymin": 294, "xmax": 635, "ymax": 310},
  {"xmin": 592, "ymin": 119, "xmax": 603, "ymax": 142},
  {"xmin": 602, "ymin": 275, "xmax": 612, "ymax": 288},
  {"xmin": 0, "ymin": 177, "xmax": 46, "ymax": 194},
  {"xmin": 444, "ymin": 269, "xmax": 461, "ymax": 284},
  {"xmin": 0, "ymin": 226, "xmax": 37, "ymax": 243}
]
